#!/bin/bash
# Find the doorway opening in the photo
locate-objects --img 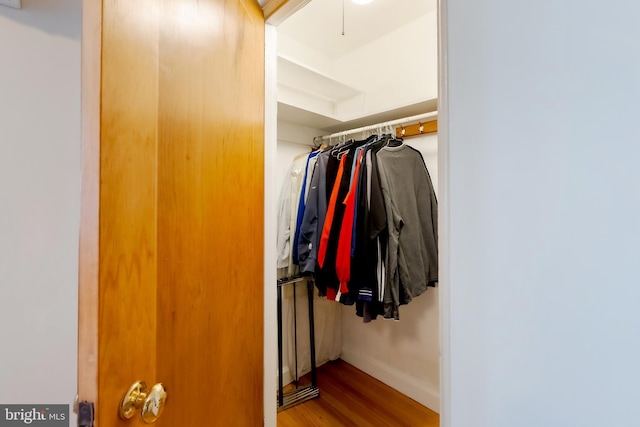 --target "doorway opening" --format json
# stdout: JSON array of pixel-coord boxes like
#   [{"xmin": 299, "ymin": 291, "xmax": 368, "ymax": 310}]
[{"xmin": 264, "ymin": 0, "xmax": 444, "ymax": 425}]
